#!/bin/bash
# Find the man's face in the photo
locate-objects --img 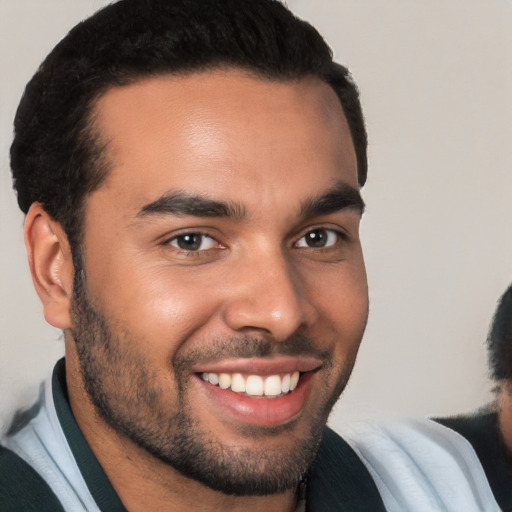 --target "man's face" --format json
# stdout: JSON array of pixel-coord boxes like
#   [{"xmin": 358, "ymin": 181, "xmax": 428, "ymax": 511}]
[{"xmin": 70, "ymin": 70, "xmax": 368, "ymax": 495}]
